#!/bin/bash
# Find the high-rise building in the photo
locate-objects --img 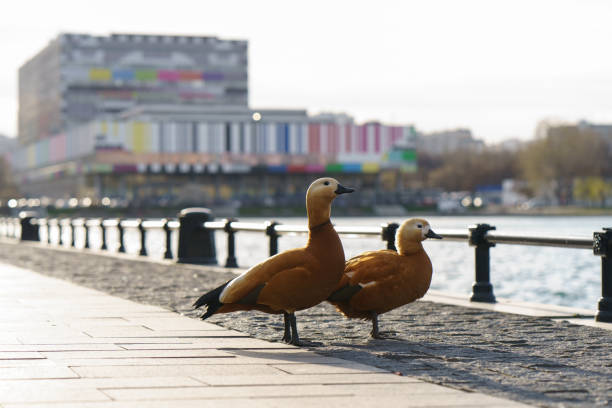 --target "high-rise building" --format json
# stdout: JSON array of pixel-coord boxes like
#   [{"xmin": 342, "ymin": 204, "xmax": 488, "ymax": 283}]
[{"xmin": 18, "ymin": 33, "xmax": 248, "ymax": 145}]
